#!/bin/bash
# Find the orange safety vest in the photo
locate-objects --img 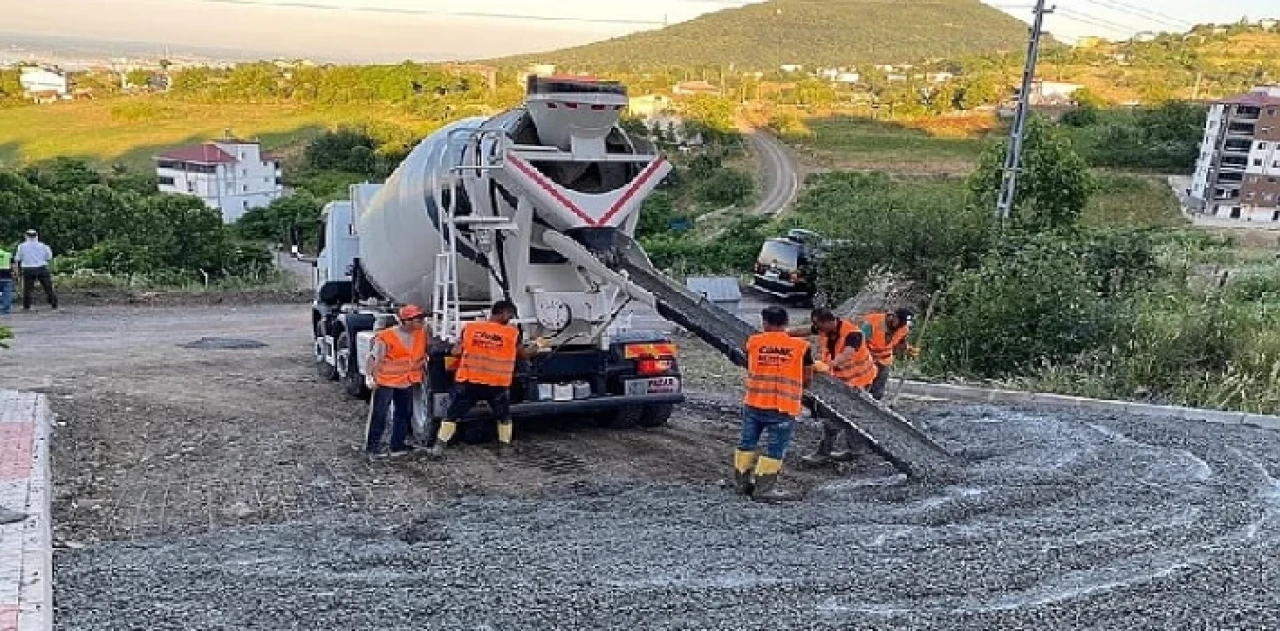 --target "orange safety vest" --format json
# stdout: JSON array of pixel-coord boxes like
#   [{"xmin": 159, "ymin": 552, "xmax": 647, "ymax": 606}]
[
  {"xmin": 455, "ymin": 321, "xmax": 519, "ymax": 387},
  {"xmin": 373, "ymin": 327, "xmax": 427, "ymax": 388},
  {"xmin": 821, "ymin": 319, "xmax": 877, "ymax": 390},
  {"xmin": 863, "ymin": 312, "xmax": 909, "ymax": 367},
  {"xmin": 743, "ymin": 331, "xmax": 809, "ymax": 416}
]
